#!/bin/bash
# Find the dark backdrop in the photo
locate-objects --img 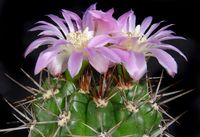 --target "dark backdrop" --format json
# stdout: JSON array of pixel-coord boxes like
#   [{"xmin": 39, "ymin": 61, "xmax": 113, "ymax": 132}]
[{"xmin": 0, "ymin": 0, "xmax": 199, "ymax": 137}]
